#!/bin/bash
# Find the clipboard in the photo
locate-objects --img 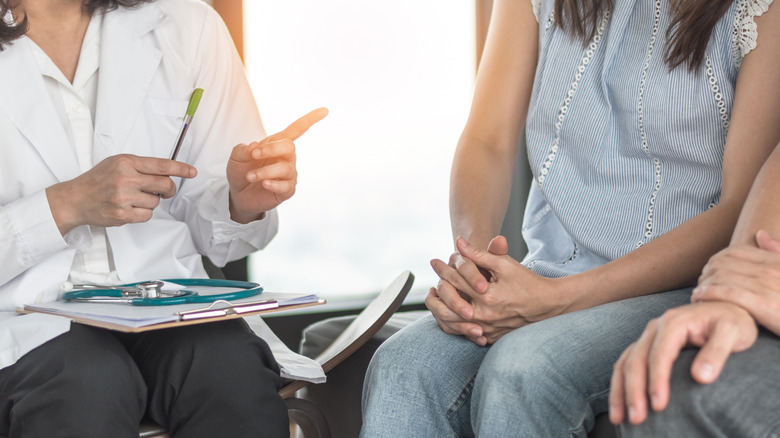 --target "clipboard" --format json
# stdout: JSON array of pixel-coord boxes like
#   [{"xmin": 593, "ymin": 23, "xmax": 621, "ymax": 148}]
[
  {"xmin": 20, "ymin": 292, "xmax": 326, "ymax": 333},
  {"xmin": 178, "ymin": 298, "xmax": 279, "ymax": 320}
]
